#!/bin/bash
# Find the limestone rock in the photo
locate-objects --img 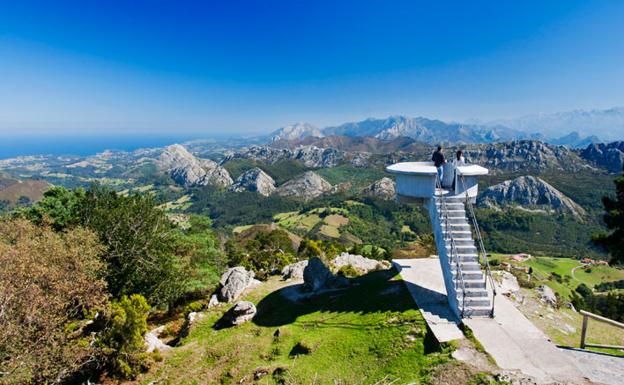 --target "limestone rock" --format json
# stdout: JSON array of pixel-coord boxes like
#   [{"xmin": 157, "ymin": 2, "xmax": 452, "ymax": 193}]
[
  {"xmin": 208, "ymin": 294, "xmax": 219, "ymax": 308},
  {"xmin": 332, "ymin": 252, "xmax": 391, "ymax": 274},
  {"xmin": 223, "ymin": 301, "xmax": 257, "ymax": 326},
  {"xmin": 218, "ymin": 266, "xmax": 255, "ymax": 303},
  {"xmin": 276, "ymin": 171, "xmax": 333, "ymax": 201},
  {"xmin": 229, "ymin": 167, "xmax": 276, "ymax": 196},
  {"xmin": 580, "ymin": 141, "xmax": 624, "ymax": 173},
  {"xmin": 158, "ymin": 144, "xmax": 232, "ymax": 188},
  {"xmin": 281, "ymin": 260, "xmax": 308, "ymax": 280},
  {"xmin": 360, "ymin": 177, "xmax": 396, "ymax": 200},
  {"xmin": 478, "ymin": 175, "xmax": 586, "ymax": 218},
  {"xmin": 537, "ymin": 285, "xmax": 557, "ymax": 307},
  {"xmin": 145, "ymin": 325, "xmax": 171, "ymax": 353},
  {"xmin": 494, "ymin": 271, "xmax": 522, "ymax": 301},
  {"xmin": 303, "ymin": 257, "xmax": 348, "ymax": 292}
]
